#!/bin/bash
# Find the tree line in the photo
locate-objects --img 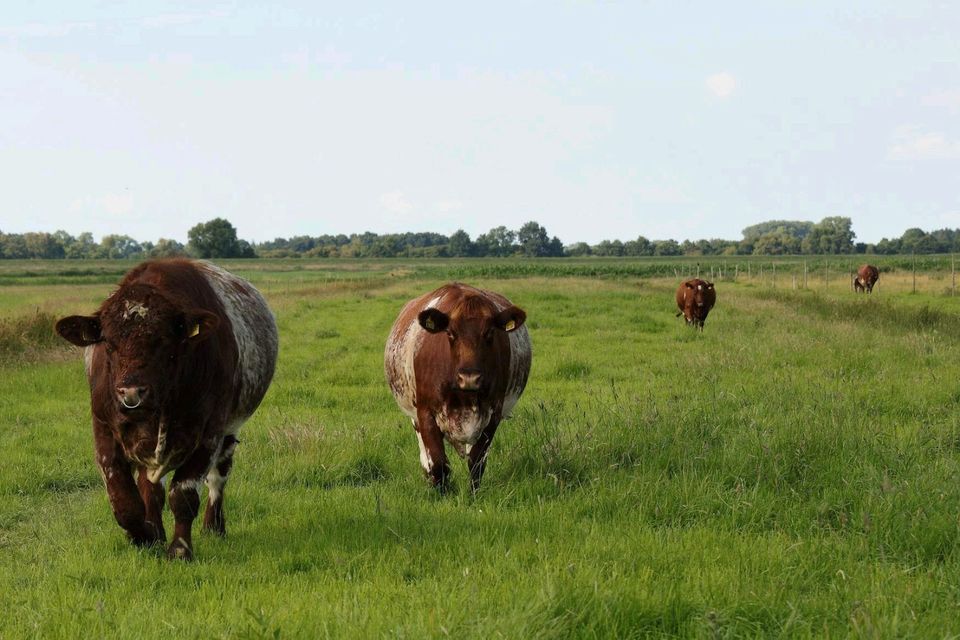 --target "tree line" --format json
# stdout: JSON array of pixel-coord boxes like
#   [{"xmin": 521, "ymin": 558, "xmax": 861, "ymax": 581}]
[{"xmin": 1, "ymin": 216, "xmax": 958, "ymax": 259}]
